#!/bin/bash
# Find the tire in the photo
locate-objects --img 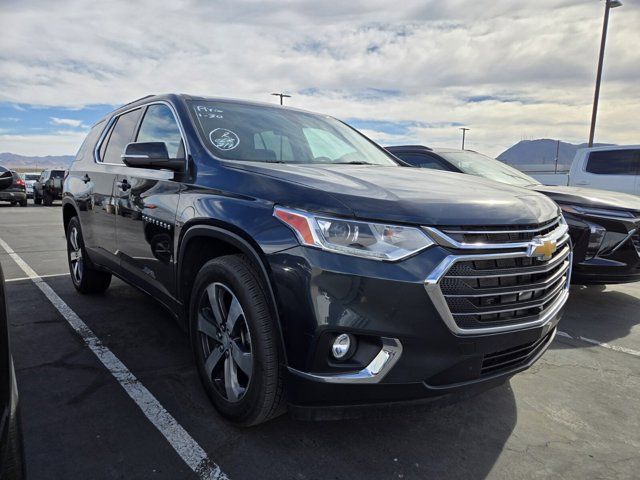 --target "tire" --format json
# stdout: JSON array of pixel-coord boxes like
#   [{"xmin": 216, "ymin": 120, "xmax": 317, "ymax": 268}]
[
  {"xmin": 19, "ymin": 198, "xmax": 27, "ymax": 207},
  {"xmin": 66, "ymin": 216, "xmax": 112, "ymax": 294},
  {"xmin": 34, "ymin": 193, "xmax": 42, "ymax": 205},
  {"xmin": 43, "ymin": 191, "xmax": 52, "ymax": 206},
  {"xmin": 190, "ymin": 254, "xmax": 285, "ymax": 426}
]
